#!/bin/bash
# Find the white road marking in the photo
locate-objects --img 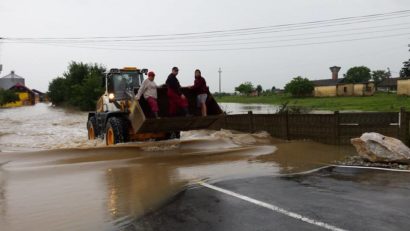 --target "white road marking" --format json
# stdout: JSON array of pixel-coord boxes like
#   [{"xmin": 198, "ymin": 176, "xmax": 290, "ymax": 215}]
[
  {"xmin": 332, "ymin": 165, "xmax": 410, "ymax": 173},
  {"xmin": 198, "ymin": 181, "xmax": 348, "ymax": 231}
]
